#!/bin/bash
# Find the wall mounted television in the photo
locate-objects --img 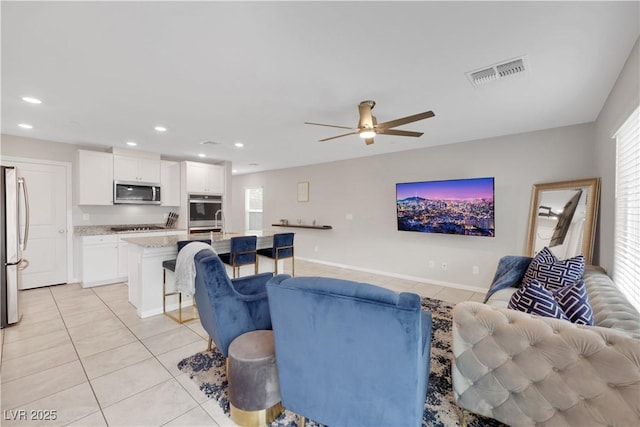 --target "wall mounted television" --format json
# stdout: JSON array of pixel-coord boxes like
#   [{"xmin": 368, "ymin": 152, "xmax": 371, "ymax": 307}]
[{"xmin": 396, "ymin": 177, "xmax": 495, "ymax": 237}]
